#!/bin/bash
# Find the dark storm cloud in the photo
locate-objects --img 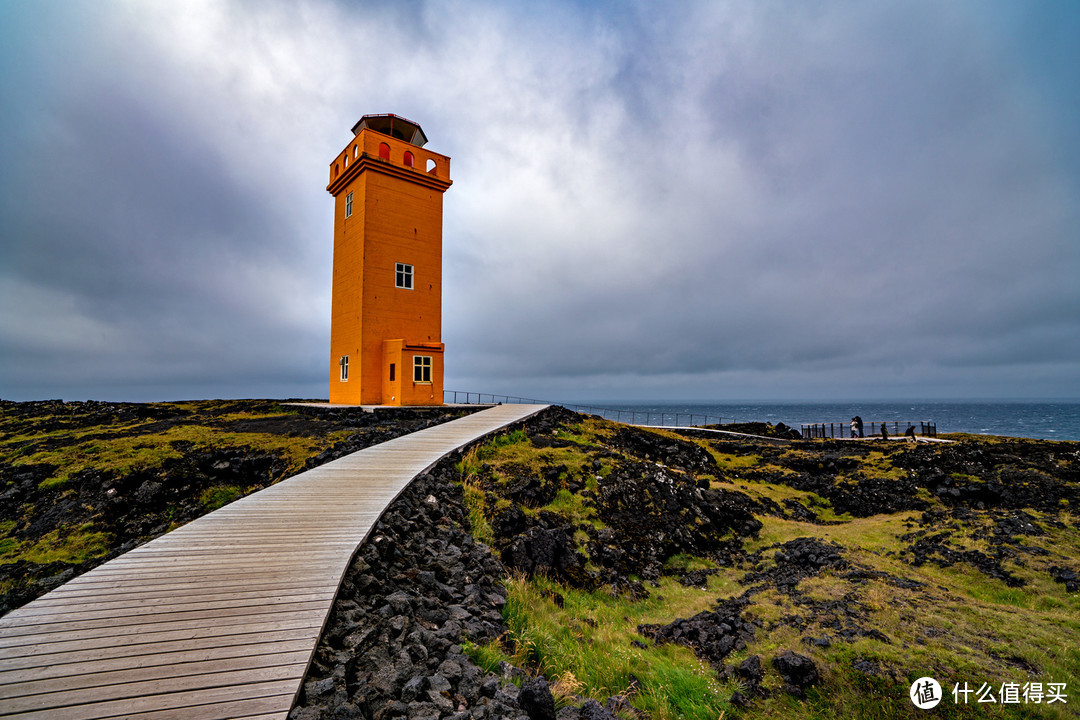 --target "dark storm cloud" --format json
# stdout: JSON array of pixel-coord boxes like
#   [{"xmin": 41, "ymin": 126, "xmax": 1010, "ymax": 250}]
[
  {"xmin": 446, "ymin": 2, "xmax": 1080, "ymax": 400},
  {"xmin": 1, "ymin": 0, "xmax": 1077, "ymax": 402},
  {"xmin": 1, "ymin": 4, "xmax": 327, "ymax": 399}
]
